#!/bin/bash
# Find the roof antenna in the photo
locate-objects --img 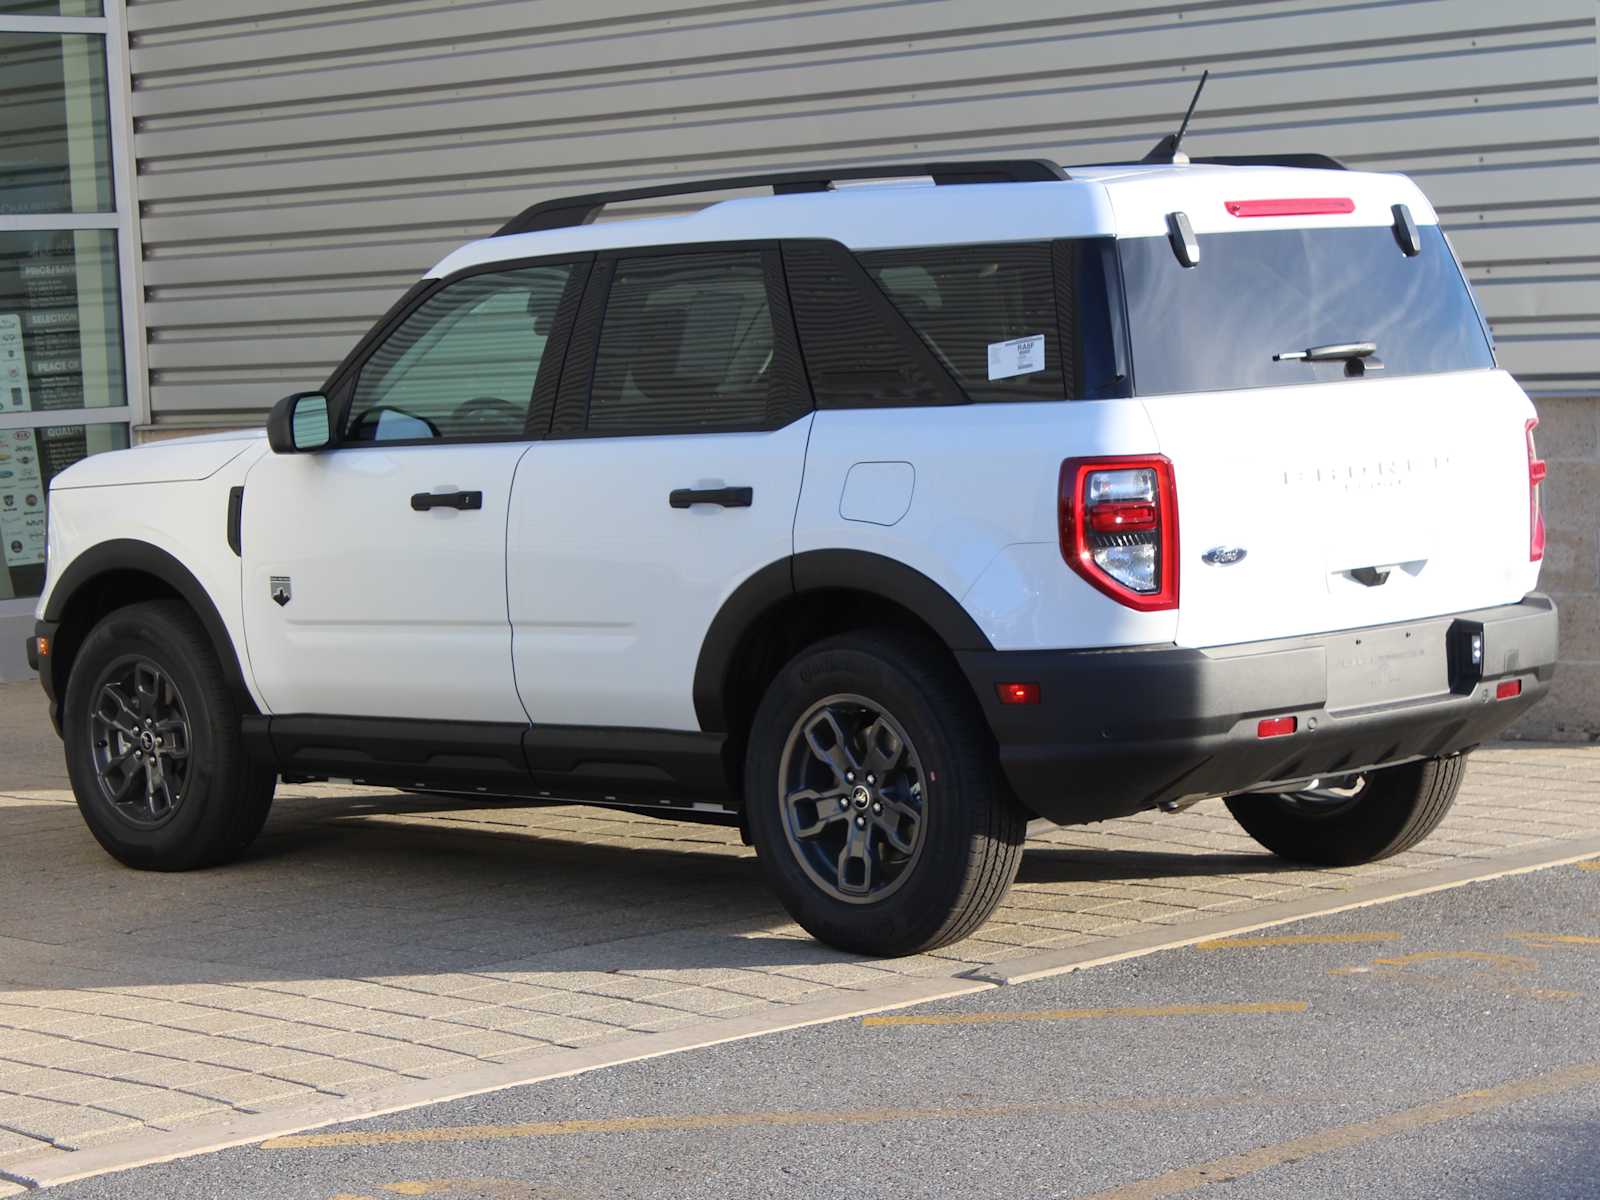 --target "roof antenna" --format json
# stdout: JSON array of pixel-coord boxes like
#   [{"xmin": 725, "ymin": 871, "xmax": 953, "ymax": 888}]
[{"xmin": 1142, "ymin": 70, "xmax": 1209, "ymax": 165}]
